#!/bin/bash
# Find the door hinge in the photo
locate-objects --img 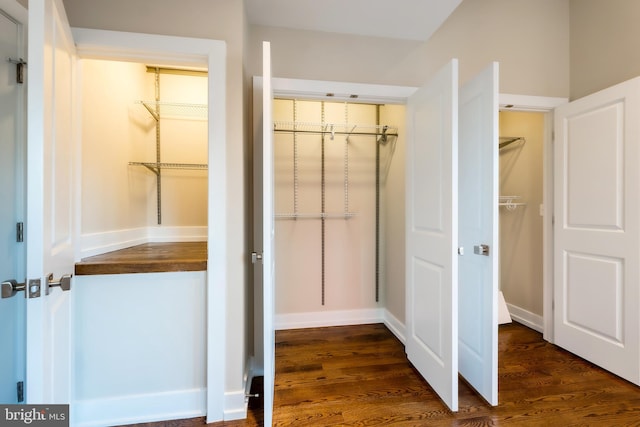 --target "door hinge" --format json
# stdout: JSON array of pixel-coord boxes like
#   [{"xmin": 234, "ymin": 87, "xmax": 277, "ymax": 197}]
[
  {"xmin": 7, "ymin": 58, "xmax": 26, "ymax": 84},
  {"xmin": 16, "ymin": 222, "xmax": 24, "ymax": 242},
  {"xmin": 17, "ymin": 381, "xmax": 24, "ymax": 402},
  {"xmin": 251, "ymin": 252, "xmax": 263, "ymax": 264}
]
